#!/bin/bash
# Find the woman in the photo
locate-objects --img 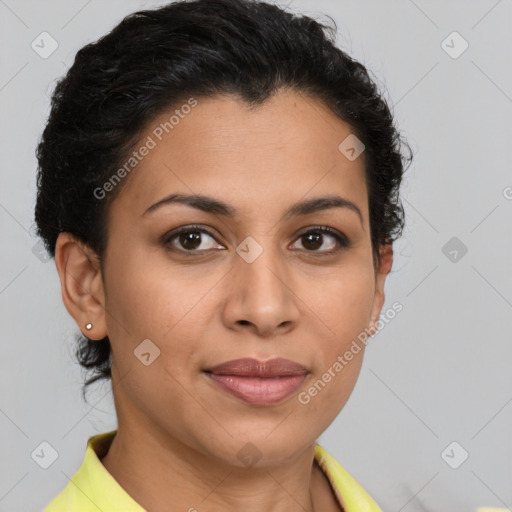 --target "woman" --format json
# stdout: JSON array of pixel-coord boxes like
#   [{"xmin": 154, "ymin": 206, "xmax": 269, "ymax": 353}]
[{"xmin": 36, "ymin": 0, "xmax": 412, "ymax": 510}]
